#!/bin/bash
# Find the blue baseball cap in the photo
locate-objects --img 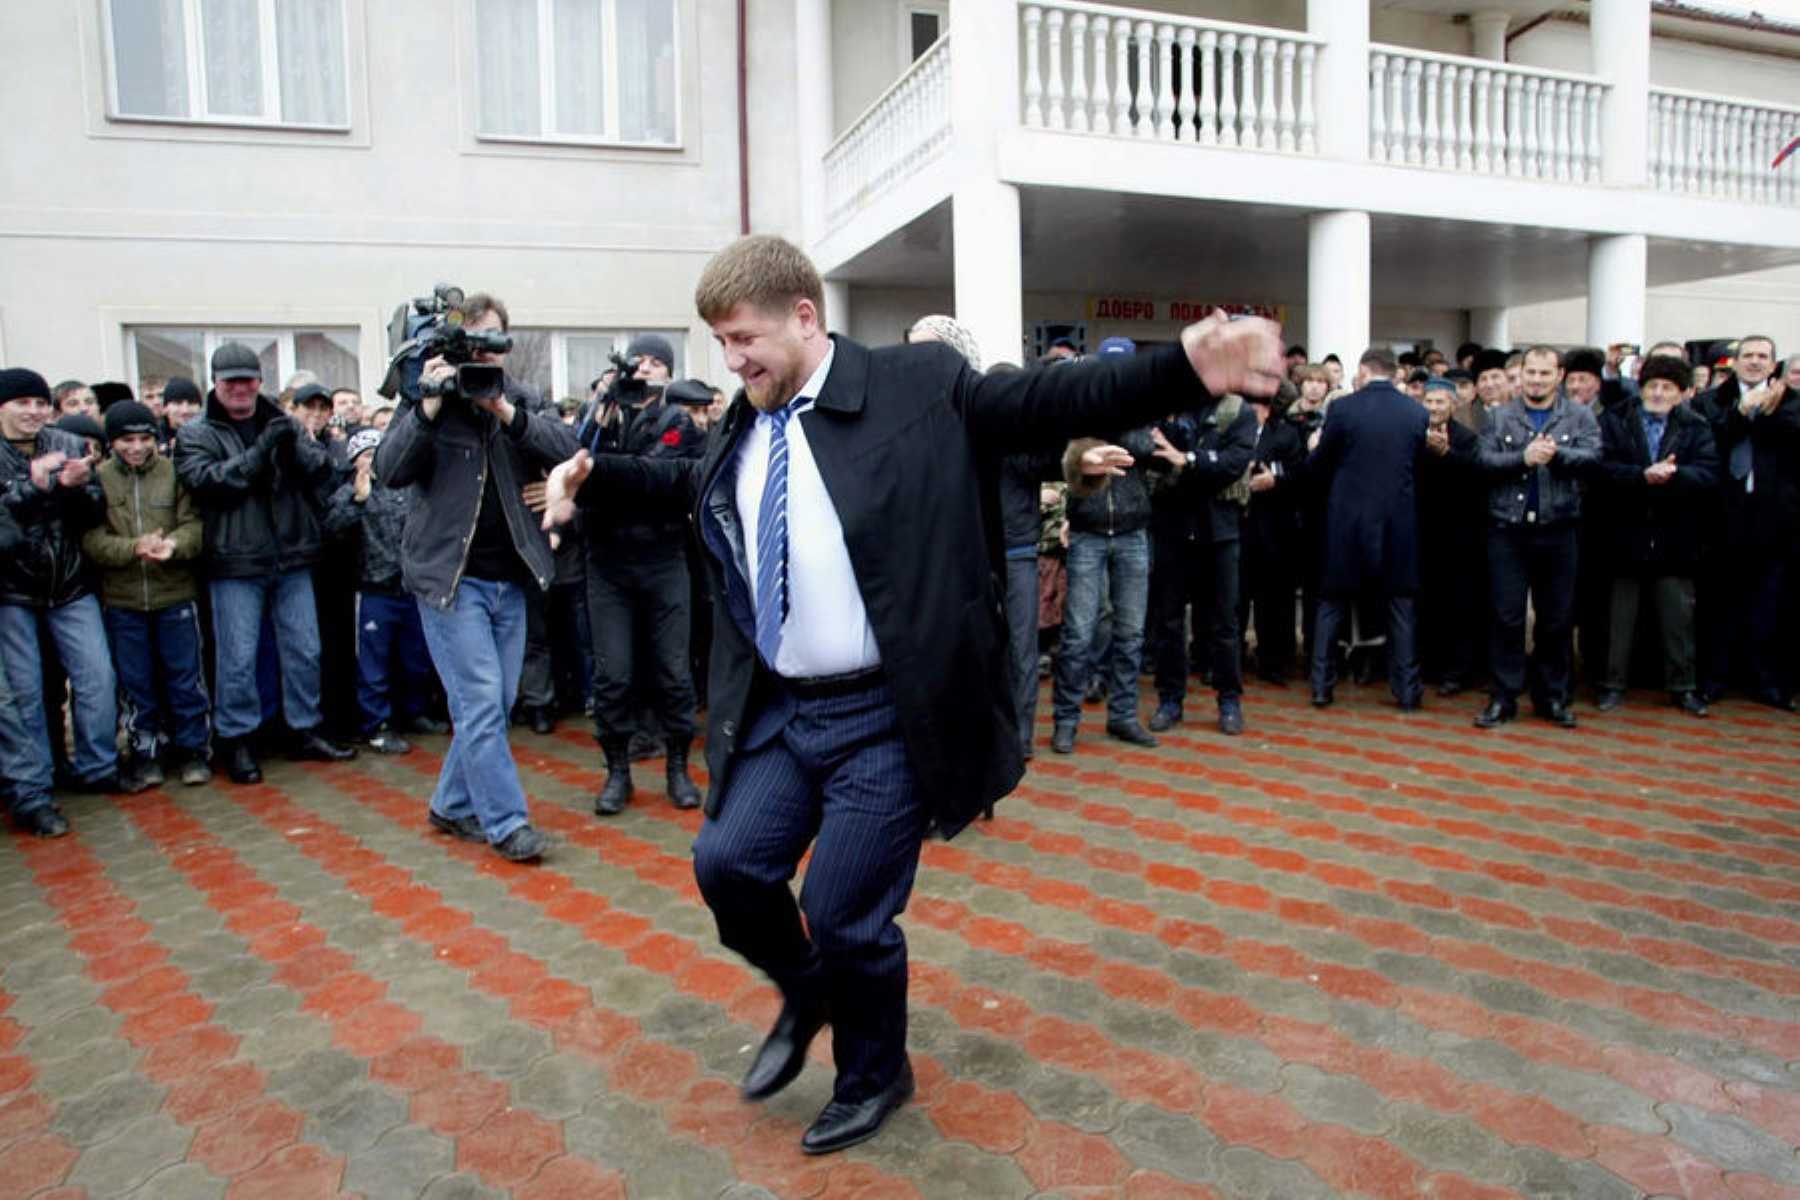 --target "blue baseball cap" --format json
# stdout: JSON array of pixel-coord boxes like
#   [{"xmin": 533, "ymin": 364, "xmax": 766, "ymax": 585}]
[{"xmin": 1096, "ymin": 336, "xmax": 1137, "ymax": 357}]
